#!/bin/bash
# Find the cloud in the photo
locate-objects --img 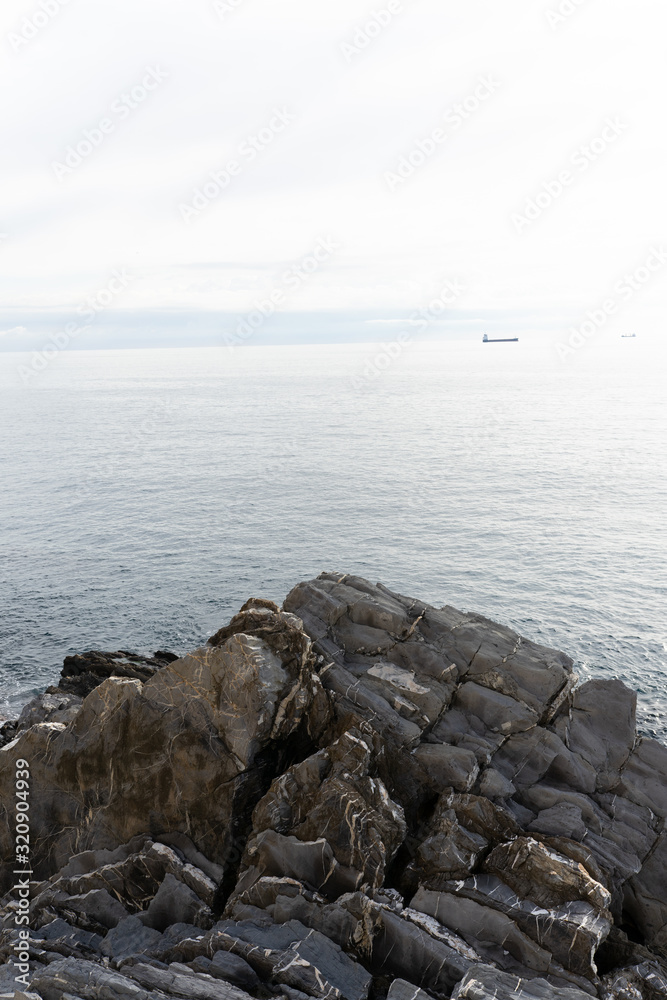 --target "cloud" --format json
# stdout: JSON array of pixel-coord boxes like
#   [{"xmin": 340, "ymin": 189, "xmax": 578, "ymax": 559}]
[{"xmin": 0, "ymin": 0, "xmax": 663, "ymax": 343}]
